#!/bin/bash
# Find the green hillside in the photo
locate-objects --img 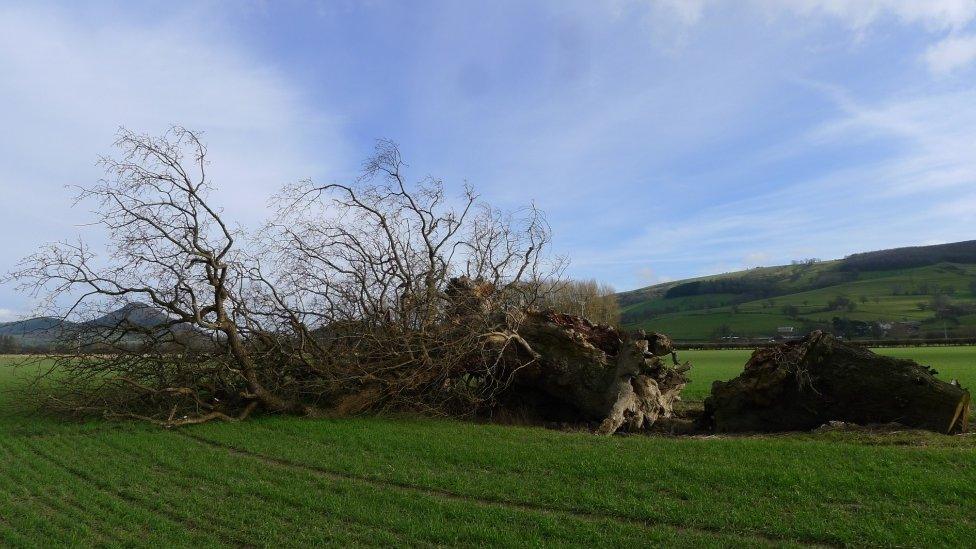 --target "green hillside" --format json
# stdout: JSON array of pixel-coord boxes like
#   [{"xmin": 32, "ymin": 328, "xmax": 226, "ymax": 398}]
[{"xmin": 619, "ymin": 241, "xmax": 976, "ymax": 341}]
